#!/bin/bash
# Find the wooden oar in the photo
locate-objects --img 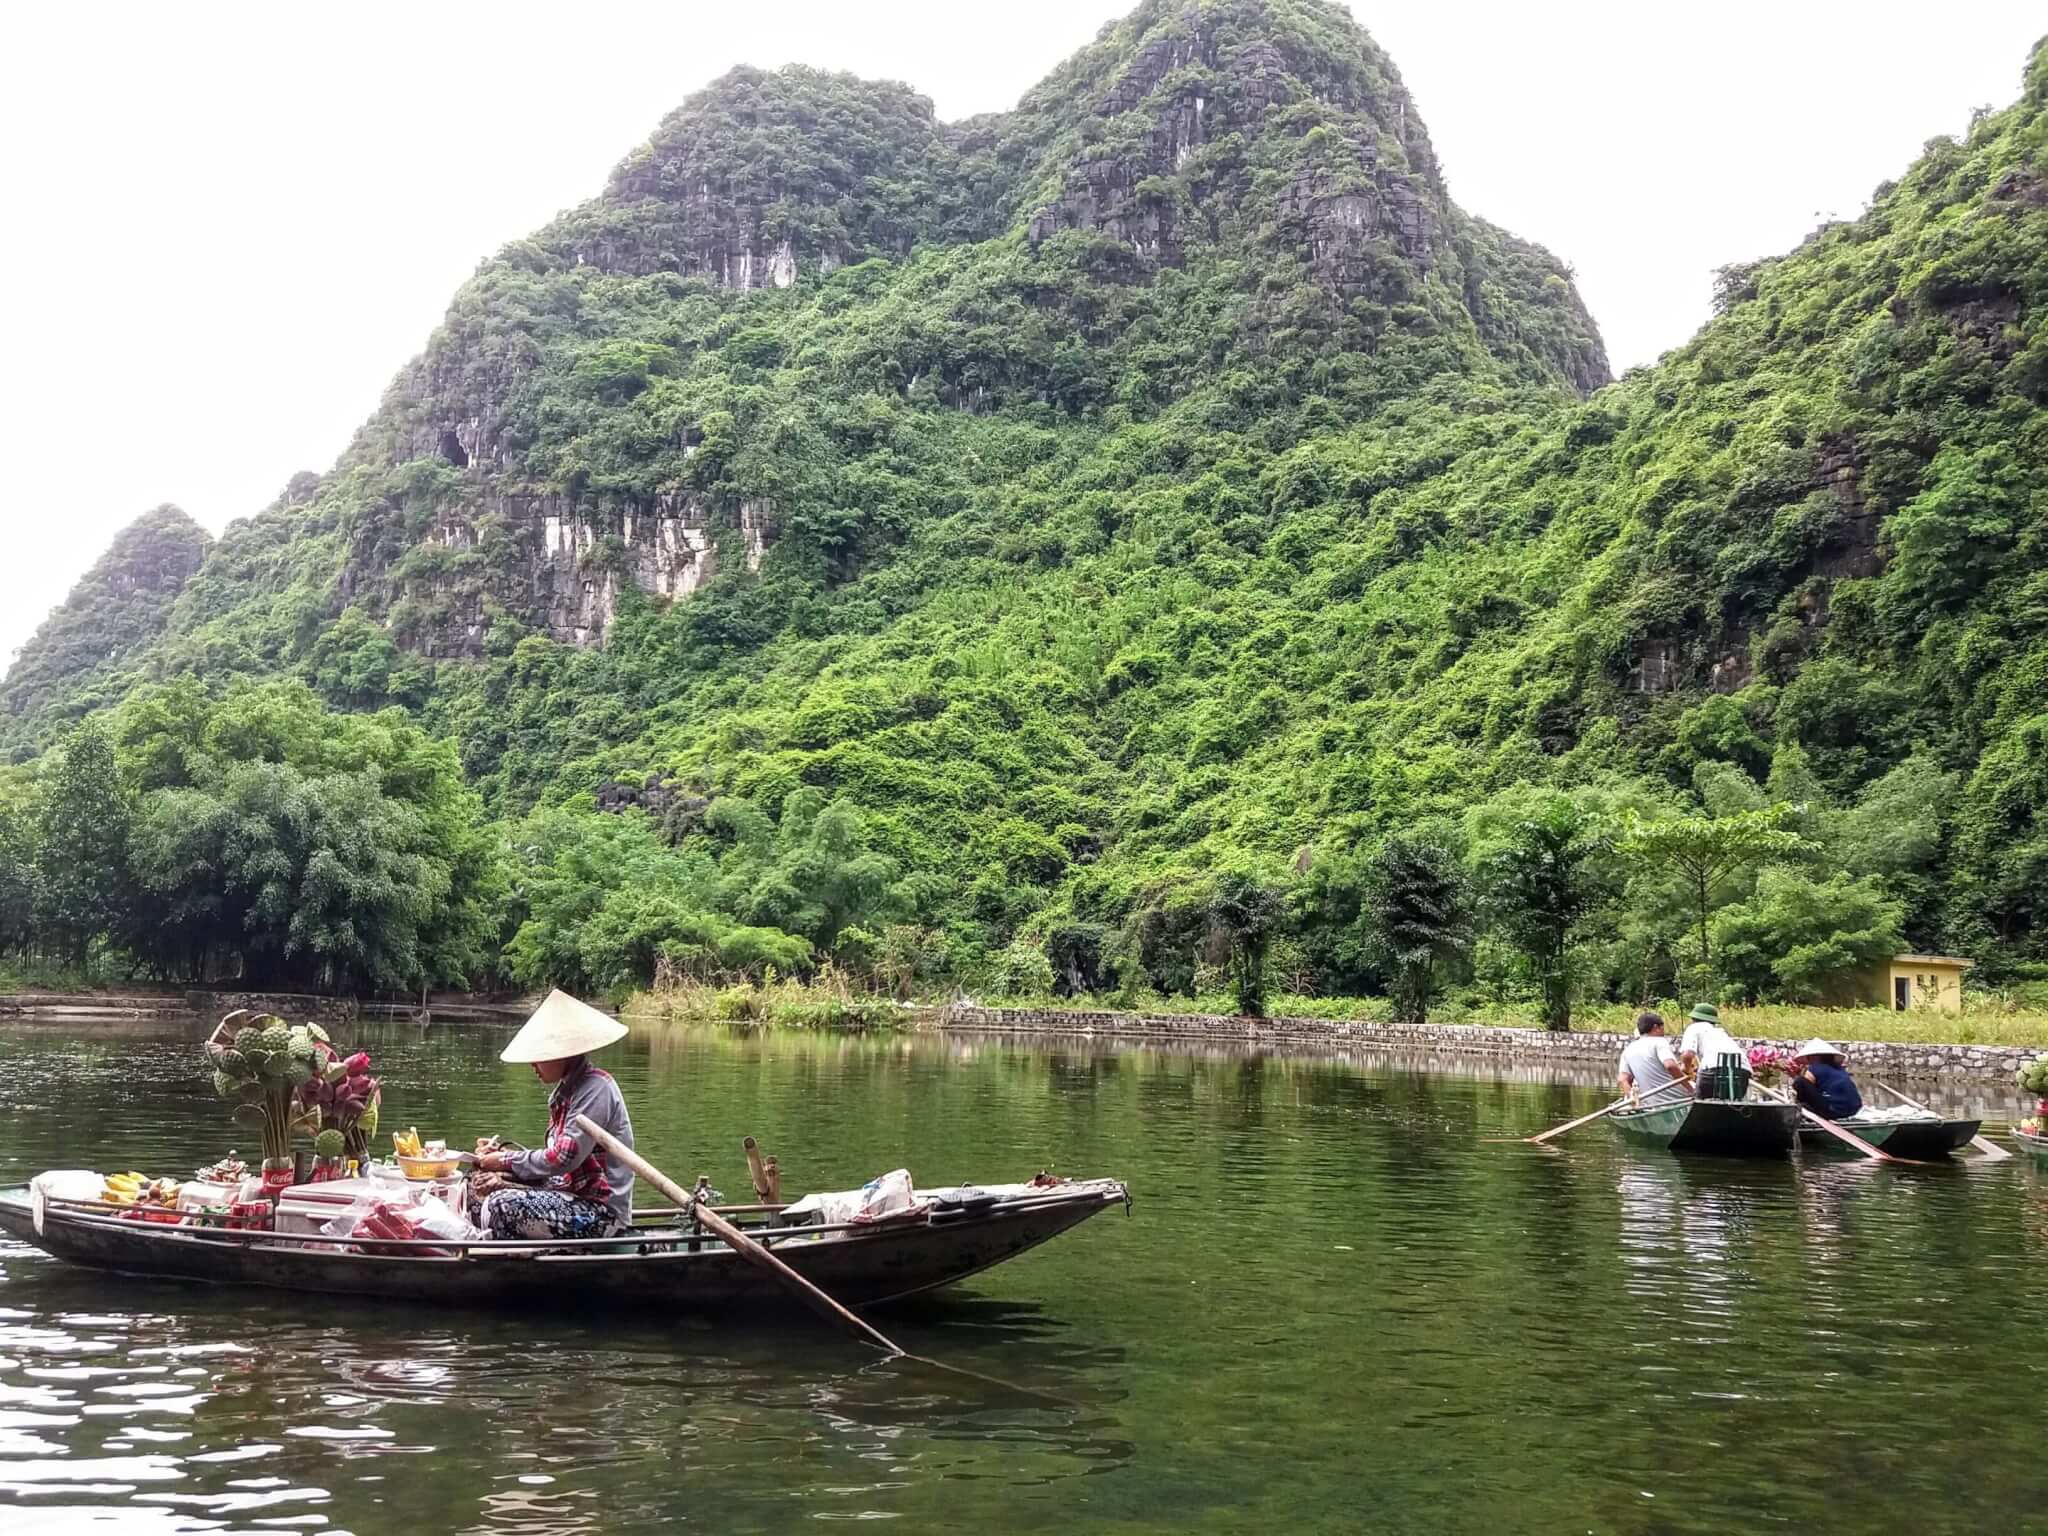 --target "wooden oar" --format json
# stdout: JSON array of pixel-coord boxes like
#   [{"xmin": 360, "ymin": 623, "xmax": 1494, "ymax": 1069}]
[
  {"xmin": 576, "ymin": 1116, "xmax": 1072, "ymax": 1404},
  {"xmin": 1752, "ymin": 1082, "xmax": 1917, "ymax": 1164},
  {"xmin": 1877, "ymin": 1081, "xmax": 2010, "ymax": 1162},
  {"xmin": 1508, "ymin": 1077, "xmax": 1694, "ymax": 1146},
  {"xmin": 743, "ymin": 1135, "xmax": 782, "ymax": 1202},
  {"xmin": 577, "ymin": 1115, "xmax": 902, "ymax": 1354}
]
